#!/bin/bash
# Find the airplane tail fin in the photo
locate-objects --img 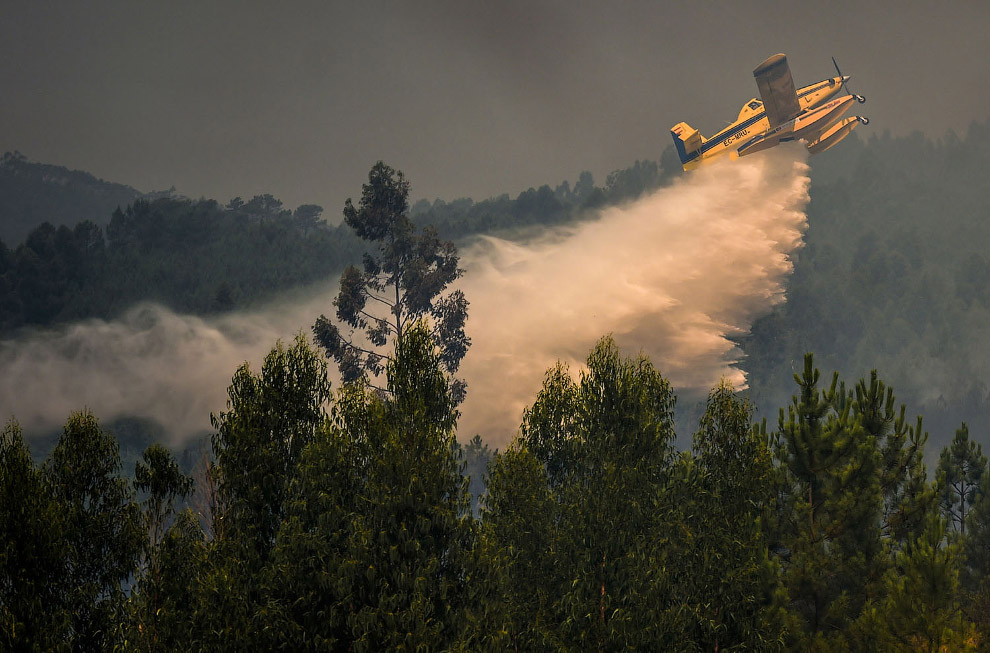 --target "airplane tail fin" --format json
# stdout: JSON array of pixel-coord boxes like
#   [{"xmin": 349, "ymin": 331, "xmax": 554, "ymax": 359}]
[{"xmin": 670, "ymin": 122, "xmax": 704, "ymax": 167}]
